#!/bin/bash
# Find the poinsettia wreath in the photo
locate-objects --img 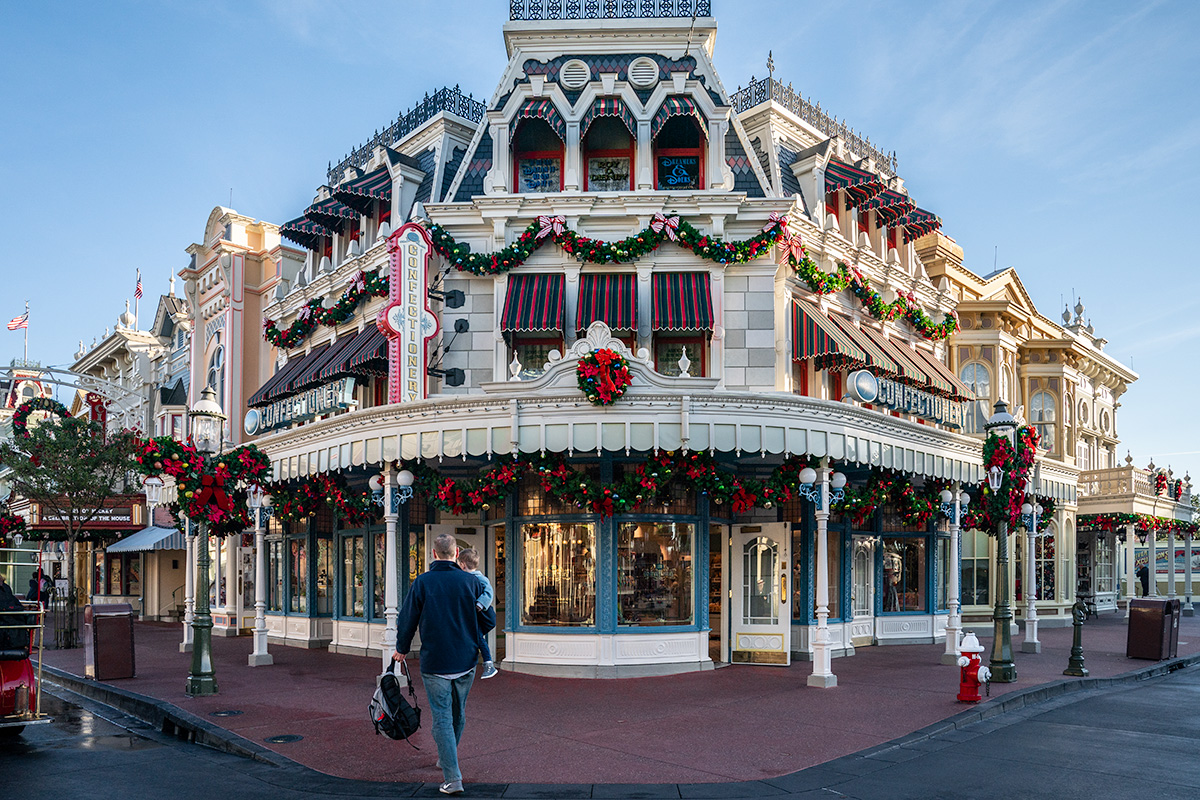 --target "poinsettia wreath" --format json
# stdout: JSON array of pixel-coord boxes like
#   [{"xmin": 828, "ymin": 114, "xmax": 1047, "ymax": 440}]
[{"xmin": 576, "ymin": 348, "xmax": 632, "ymax": 406}]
